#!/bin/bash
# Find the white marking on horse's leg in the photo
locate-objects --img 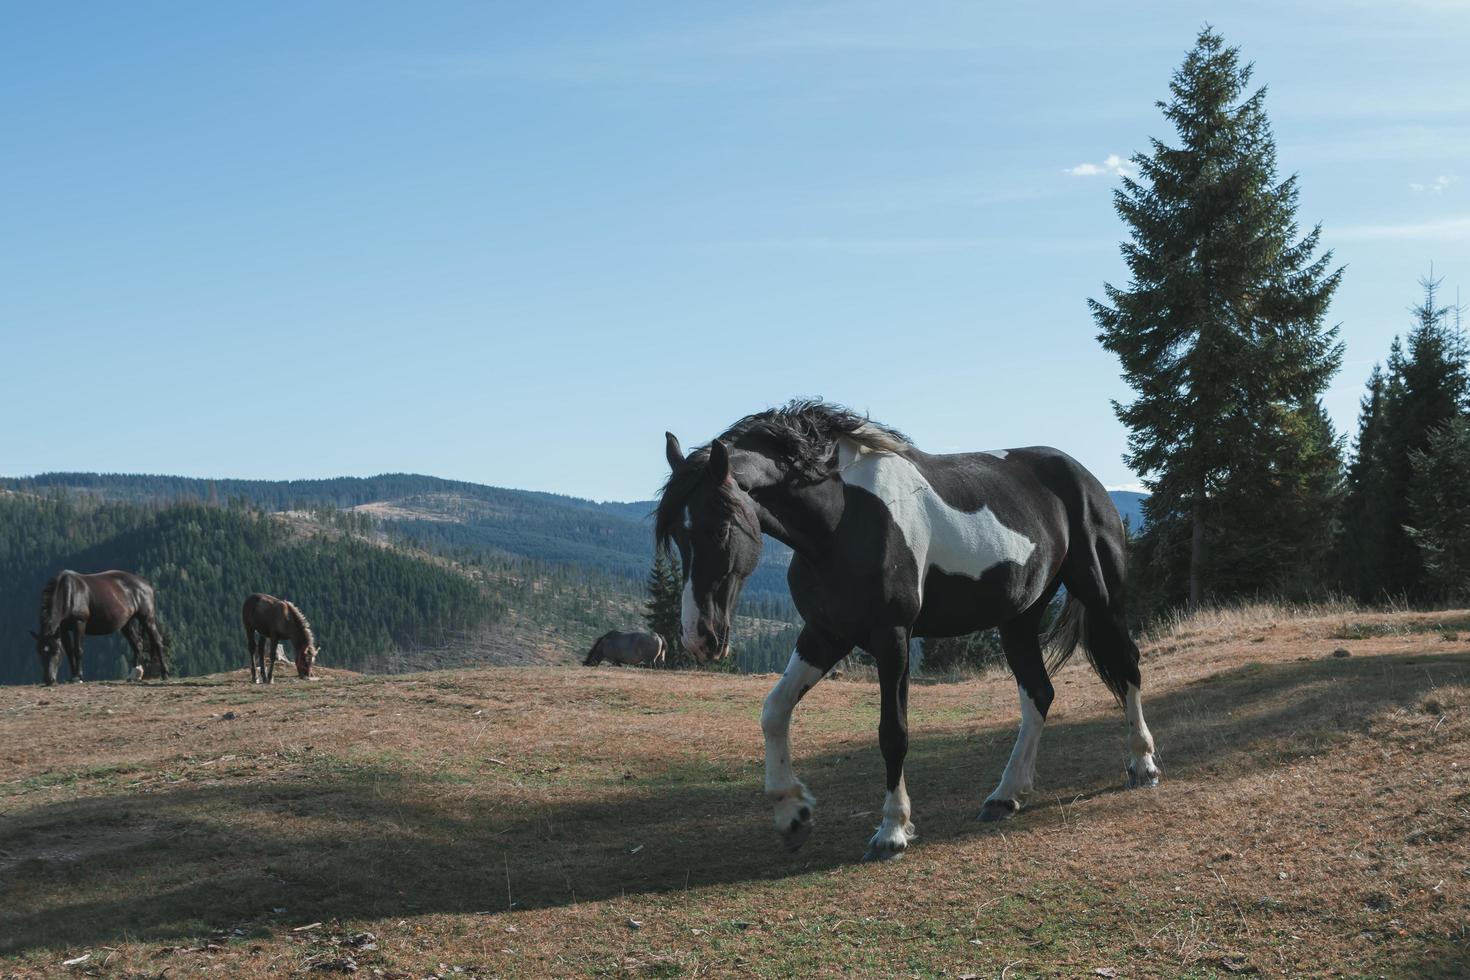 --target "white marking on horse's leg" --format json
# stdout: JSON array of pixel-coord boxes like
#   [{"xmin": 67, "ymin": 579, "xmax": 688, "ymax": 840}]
[
  {"xmin": 1125, "ymin": 682, "xmax": 1160, "ymax": 787},
  {"xmin": 763, "ymin": 650, "xmax": 824, "ymax": 848},
  {"xmin": 866, "ymin": 774, "xmax": 916, "ymax": 856},
  {"xmin": 984, "ymin": 683, "xmax": 1046, "ymax": 814},
  {"xmin": 680, "ymin": 577, "xmax": 700, "ymax": 652},
  {"xmin": 129, "ymin": 665, "xmax": 143, "ymax": 681}
]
